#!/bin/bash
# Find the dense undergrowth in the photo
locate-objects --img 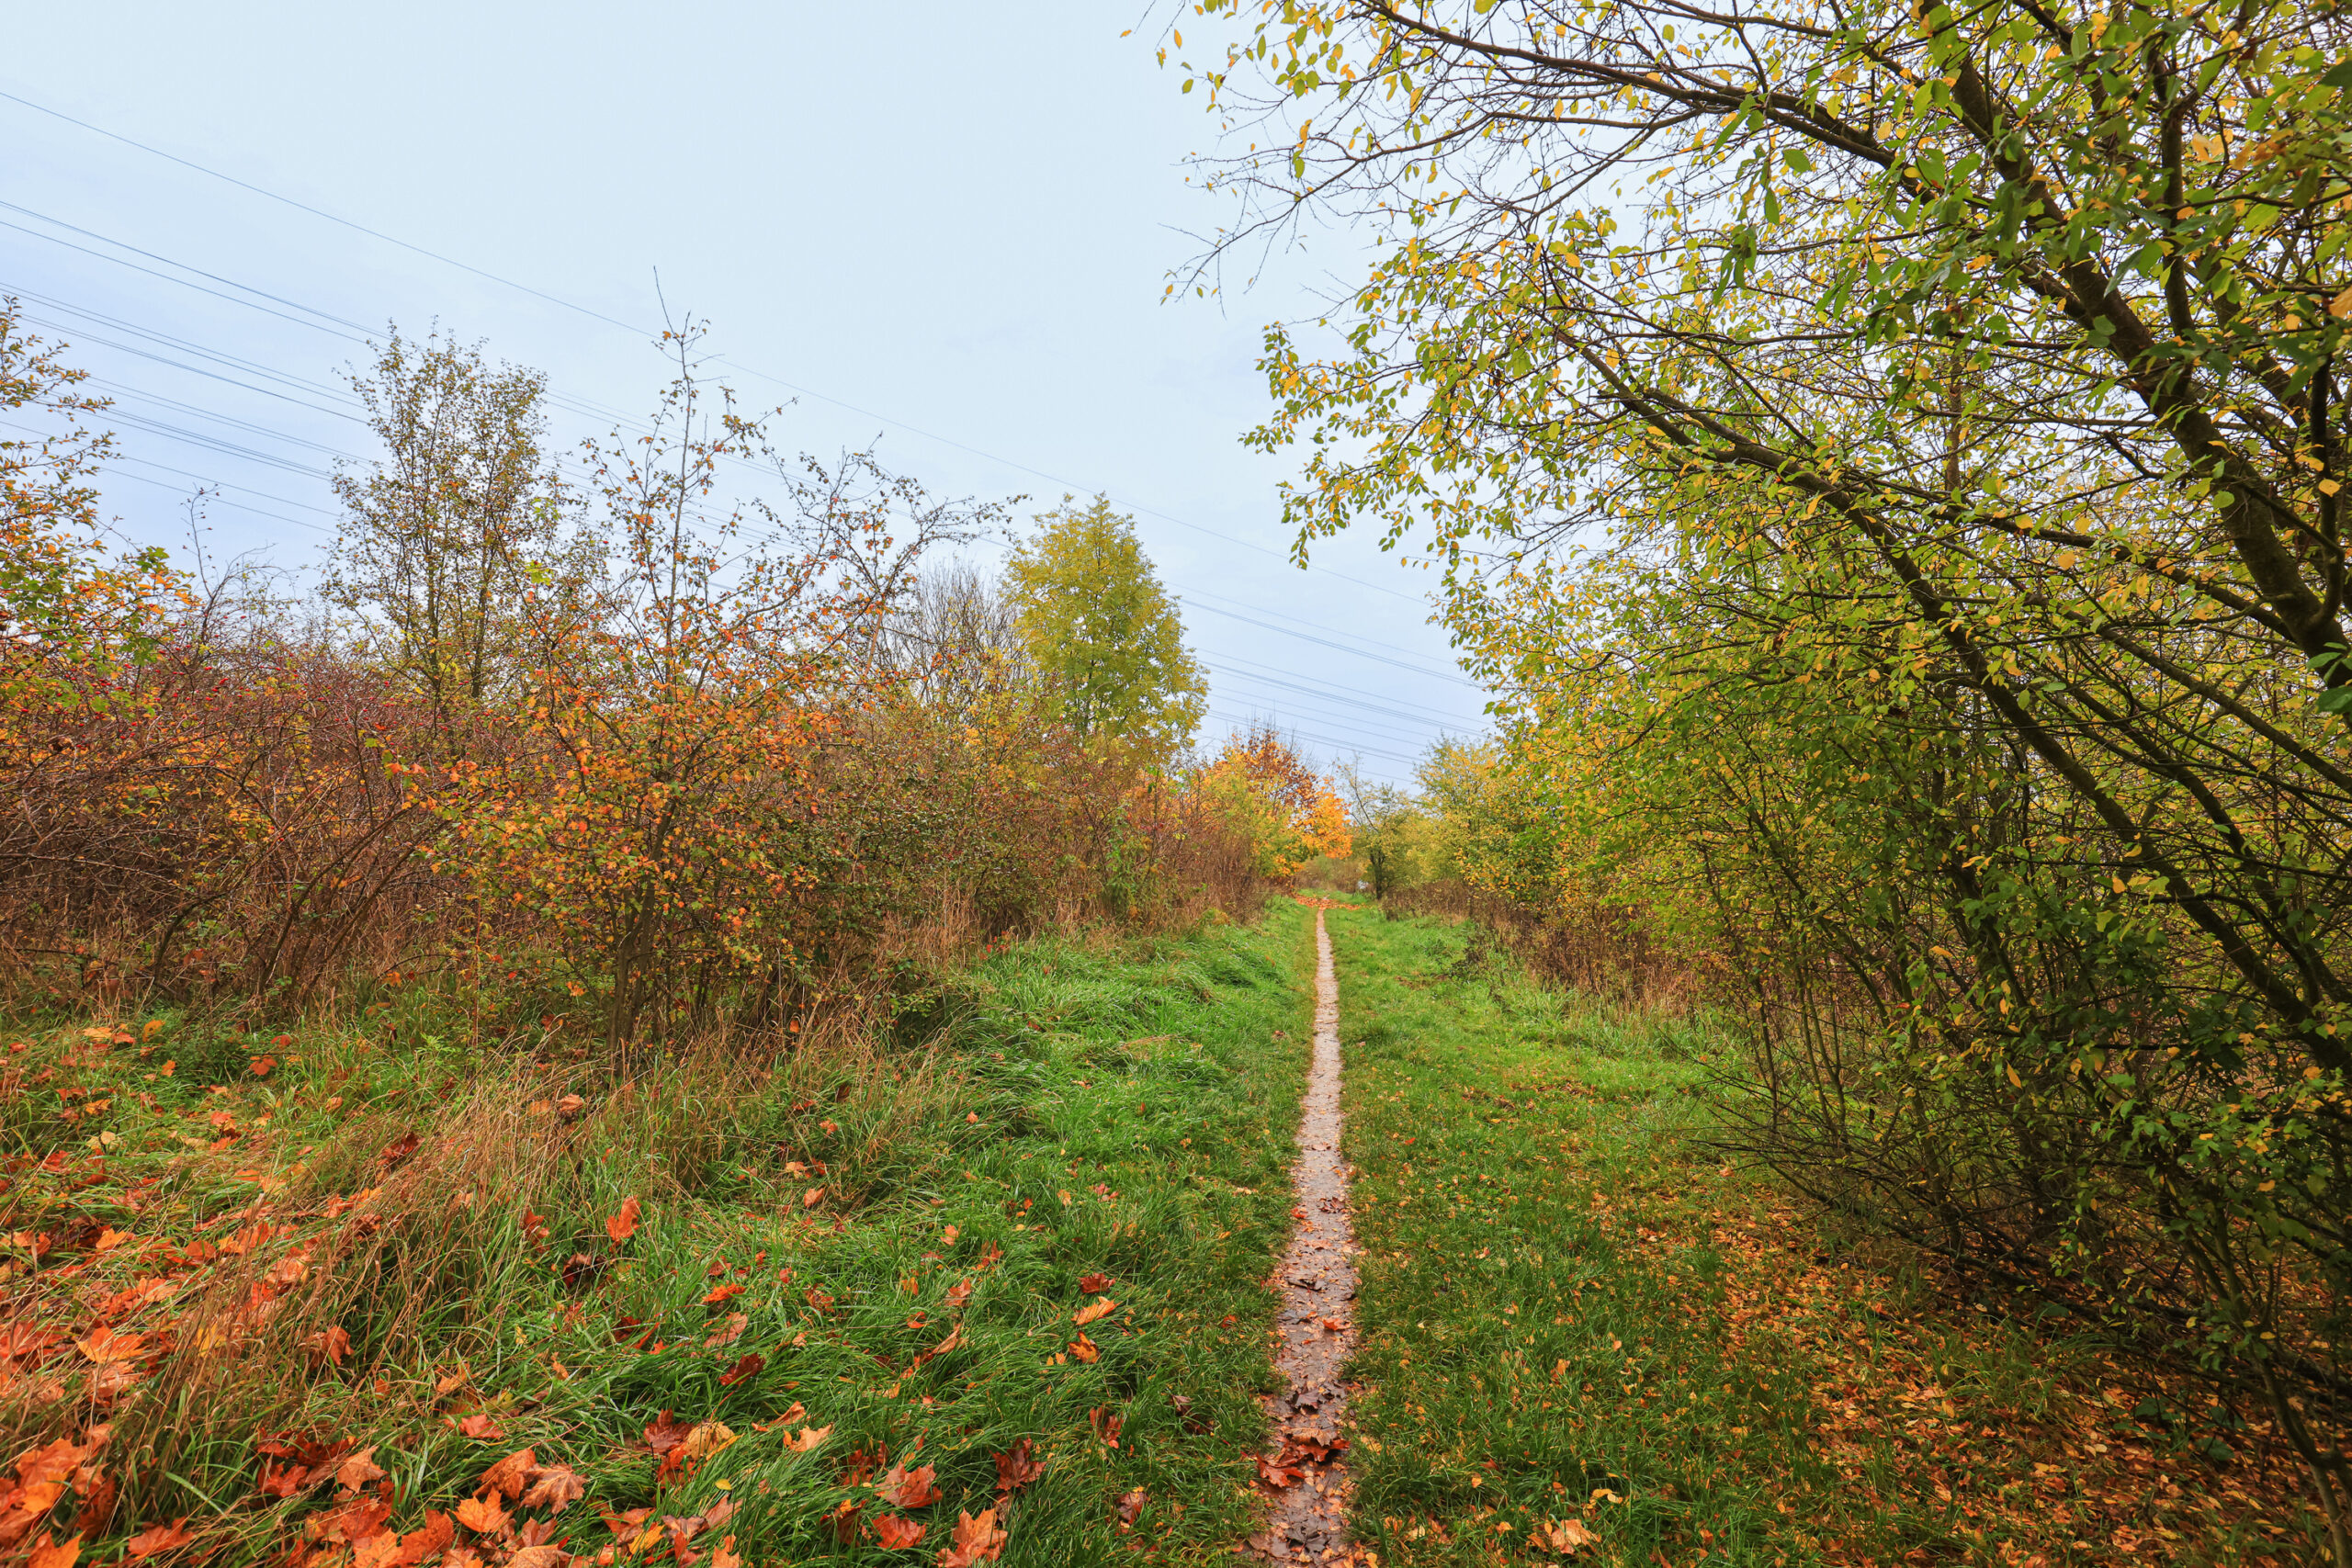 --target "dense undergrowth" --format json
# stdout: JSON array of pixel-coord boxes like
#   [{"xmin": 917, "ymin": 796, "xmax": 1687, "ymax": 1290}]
[
  {"xmin": 0, "ymin": 905, "xmax": 1324, "ymax": 1565},
  {"xmin": 1331, "ymin": 902, "xmax": 2327, "ymax": 1567}
]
